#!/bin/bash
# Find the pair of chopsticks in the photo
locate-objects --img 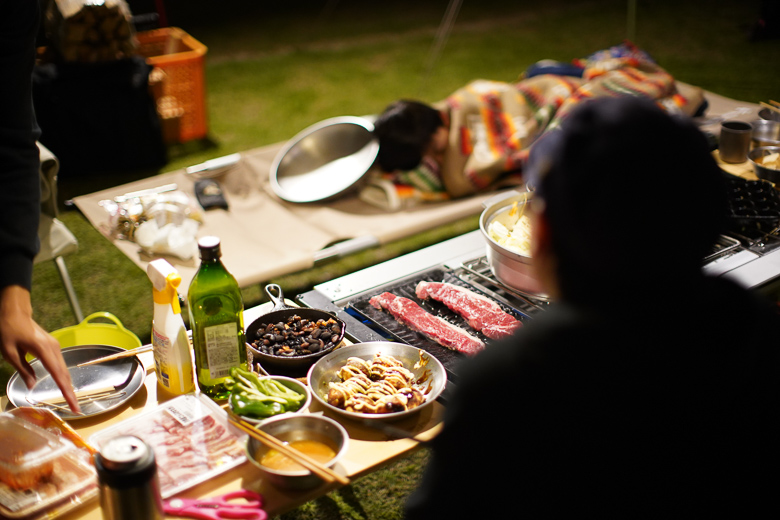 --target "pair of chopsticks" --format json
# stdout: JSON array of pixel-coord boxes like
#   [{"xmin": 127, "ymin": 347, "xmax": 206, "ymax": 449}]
[
  {"xmin": 77, "ymin": 344, "xmax": 154, "ymax": 367},
  {"xmin": 227, "ymin": 413, "xmax": 350, "ymax": 486},
  {"xmin": 43, "ymin": 386, "xmax": 125, "ymax": 406}
]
